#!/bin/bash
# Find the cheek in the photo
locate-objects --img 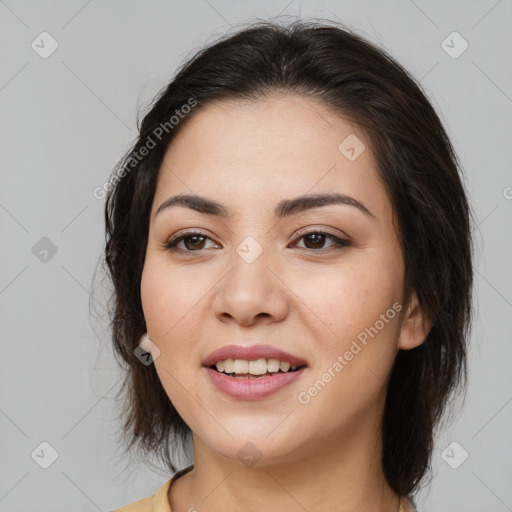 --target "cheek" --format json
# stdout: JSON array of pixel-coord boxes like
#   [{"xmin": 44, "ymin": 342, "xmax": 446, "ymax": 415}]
[
  {"xmin": 140, "ymin": 259, "xmax": 205, "ymax": 353},
  {"xmin": 290, "ymin": 259, "xmax": 401, "ymax": 347},
  {"xmin": 292, "ymin": 267, "xmax": 401, "ymax": 427},
  {"xmin": 140, "ymin": 260, "xmax": 207, "ymax": 410},
  {"xmin": 289, "ymin": 255, "xmax": 403, "ymax": 408}
]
